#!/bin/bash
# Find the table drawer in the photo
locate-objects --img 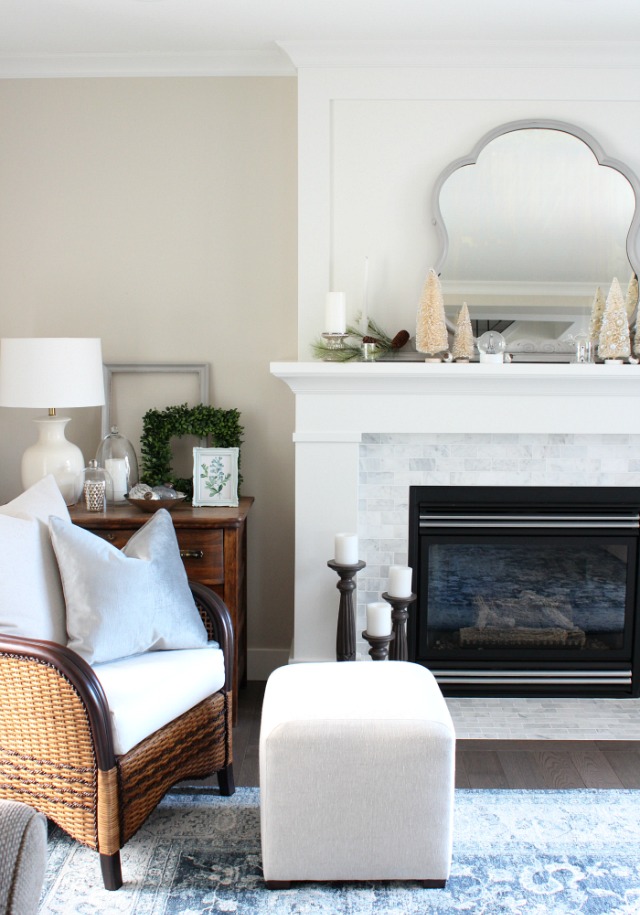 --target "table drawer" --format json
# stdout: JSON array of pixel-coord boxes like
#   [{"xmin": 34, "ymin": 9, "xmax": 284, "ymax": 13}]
[
  {"xmin": 176, "ymin": 529, "xmax": 224, "ymax": 584},
  {"xmin": 85, "ymin": 527, "xmax": 224, "ymax": 586}
]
